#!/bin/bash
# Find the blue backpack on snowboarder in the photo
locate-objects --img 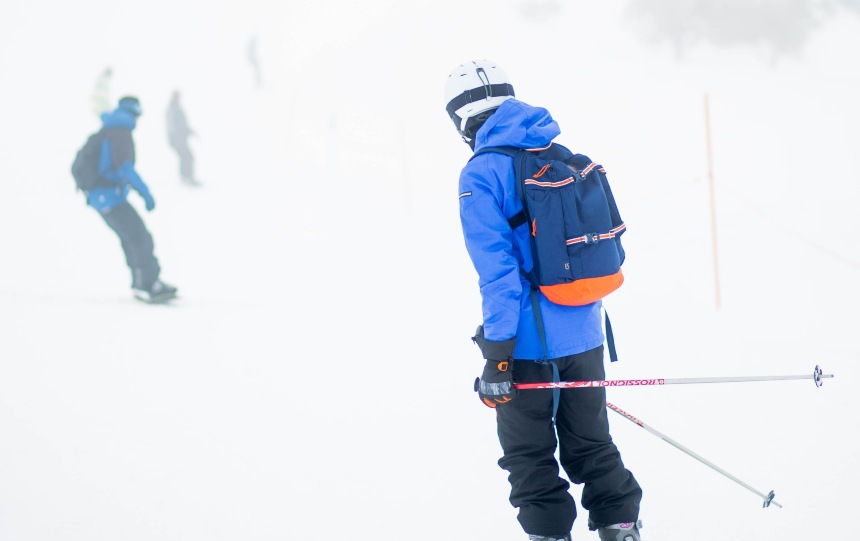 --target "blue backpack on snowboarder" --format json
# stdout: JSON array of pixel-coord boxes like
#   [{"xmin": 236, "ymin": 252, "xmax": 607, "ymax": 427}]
[{"xmin": 71, "ymin": 129, "xmax": 110, "ymax": 191}]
